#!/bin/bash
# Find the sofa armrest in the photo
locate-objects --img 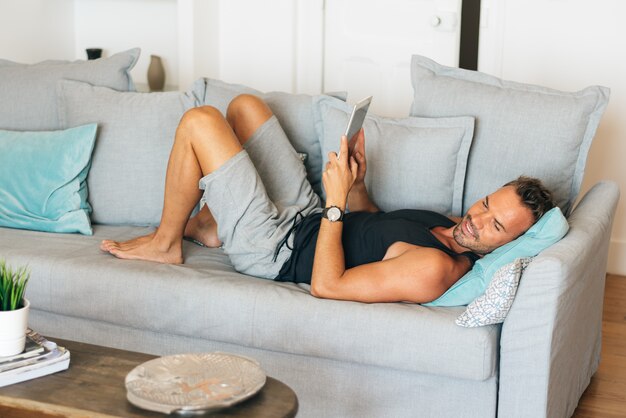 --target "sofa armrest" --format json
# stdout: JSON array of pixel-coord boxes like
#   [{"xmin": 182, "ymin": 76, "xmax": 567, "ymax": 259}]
[{"xmin": 497, "ymin": 181, "xmax": 620, "ymax": 418}]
